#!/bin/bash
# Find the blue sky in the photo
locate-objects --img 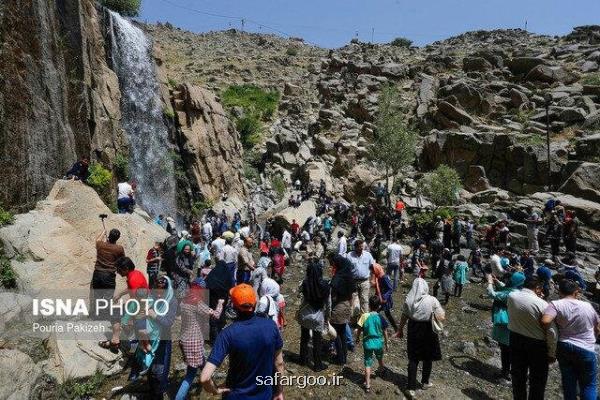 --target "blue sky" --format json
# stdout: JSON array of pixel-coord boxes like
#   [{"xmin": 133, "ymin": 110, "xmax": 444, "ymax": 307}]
[{"xmin": 139, "ymin": 0, "xmax": 600, "ymax": 48}]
